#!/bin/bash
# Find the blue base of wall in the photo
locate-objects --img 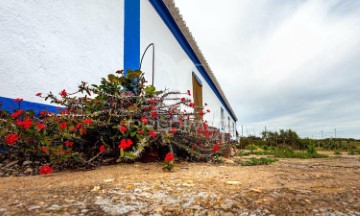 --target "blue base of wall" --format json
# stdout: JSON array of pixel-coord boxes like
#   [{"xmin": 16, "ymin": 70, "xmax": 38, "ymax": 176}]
[{"xmin": 0, "ymin": 96, "xmax": 59, "ymax": 114}]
